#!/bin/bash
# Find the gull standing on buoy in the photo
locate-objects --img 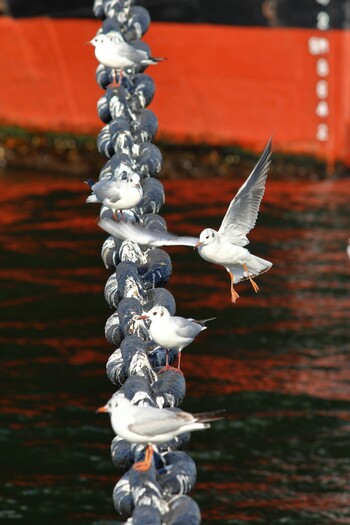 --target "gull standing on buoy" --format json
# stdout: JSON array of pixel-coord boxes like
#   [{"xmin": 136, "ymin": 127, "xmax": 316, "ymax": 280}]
[
  {"xmin": 85, "ymin": 173, "xmax": 143, "ymax": 220},
  {"xmin": 98, "ymin": 139, "xmax": 273, "ymax": 302},
  {"xmin": 89, "ymin": 32, "xmax": 165, "ymax": 85},
  {"xmin": 97, "ymin": 396, "xmax": 225, "ymax": 471},
  {"xmin": 138, "ymin": 306, "xmax": 215, "ymax": 374}
]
